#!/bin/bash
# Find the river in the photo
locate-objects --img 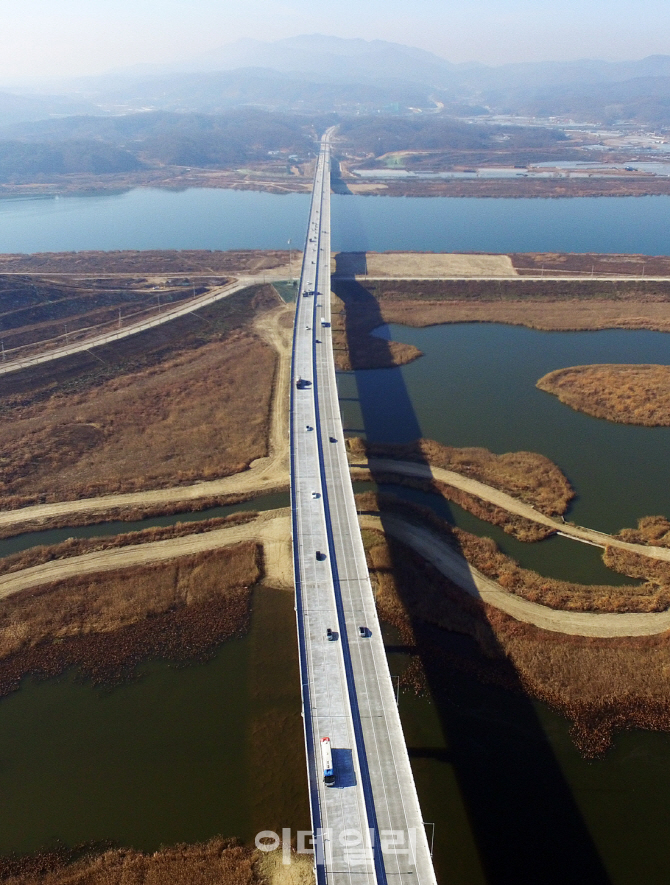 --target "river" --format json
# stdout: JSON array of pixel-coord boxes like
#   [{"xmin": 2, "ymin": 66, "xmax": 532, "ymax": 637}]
[{"xmin": 2, "ymin": 189, "xmax": 670, "ymax": 254}]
